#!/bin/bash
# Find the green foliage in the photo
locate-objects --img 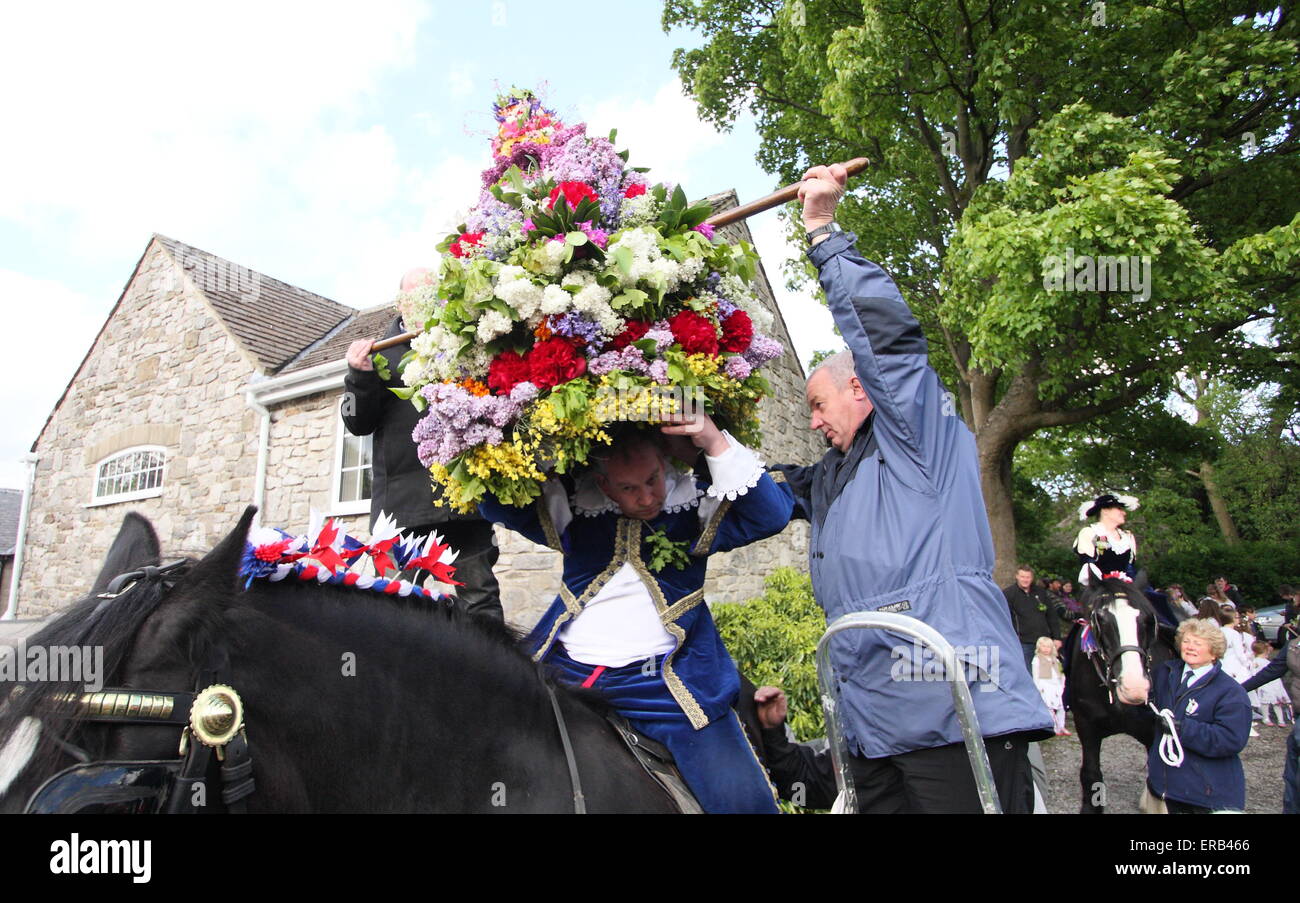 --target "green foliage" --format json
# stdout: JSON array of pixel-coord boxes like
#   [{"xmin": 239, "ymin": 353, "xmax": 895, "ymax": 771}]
[
  {"xmin": 712, "ymin": 567, "xmax": 826, "ymax": 740},
  {"xmin": 668, "ymin": 0, "xmax": 1300, "ymax": 576}
]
